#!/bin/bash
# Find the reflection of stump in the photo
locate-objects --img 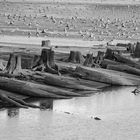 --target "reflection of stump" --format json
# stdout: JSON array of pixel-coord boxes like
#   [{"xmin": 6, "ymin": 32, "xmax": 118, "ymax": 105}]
[
  {"xmin": 41, "ymin": 40, "xmax": 51, "ymax": 47},
  {"xmin": 40, "ymin": 99, "xmax": 53, "ymax": 110},
  {"xmin": 7, "ymin": 108, "xmax": 19, "ymax": 118},
  {"xmin": 104, "ymin": 48, "xmax": 115, "ymax": 60},
  {"xmin": 94, "ymin": 51, "xmax": 104, "ymax": 65},
  {"xmin": 83, "ymin": 53, "xmax": 94, "ymax": 67},
  {"xmin": 67, "ymin": 51, "xmax": 84, "ymax": 64},
  {"xmin": 32, "ymin": 48, "xmax": 59, "ymax": 74},
  {"xmin": 4, "ymin": 54, "xmax": 22, "ymax": 75}
]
